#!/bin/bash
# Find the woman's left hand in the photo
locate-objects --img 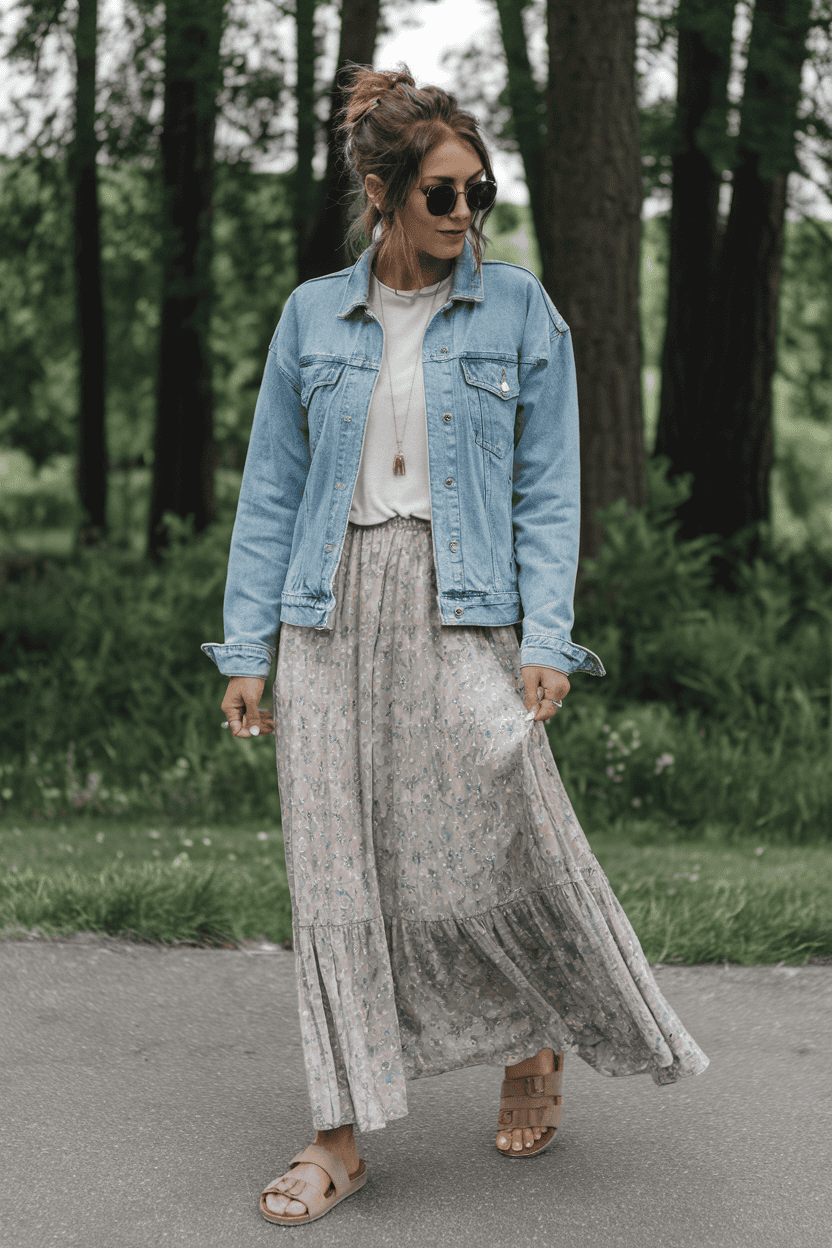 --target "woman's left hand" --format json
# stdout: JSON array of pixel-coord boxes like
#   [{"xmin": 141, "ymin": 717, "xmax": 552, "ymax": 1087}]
[{"xmin": 522, "ymin": 666, "xmax": 571, "ymax": 723}]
